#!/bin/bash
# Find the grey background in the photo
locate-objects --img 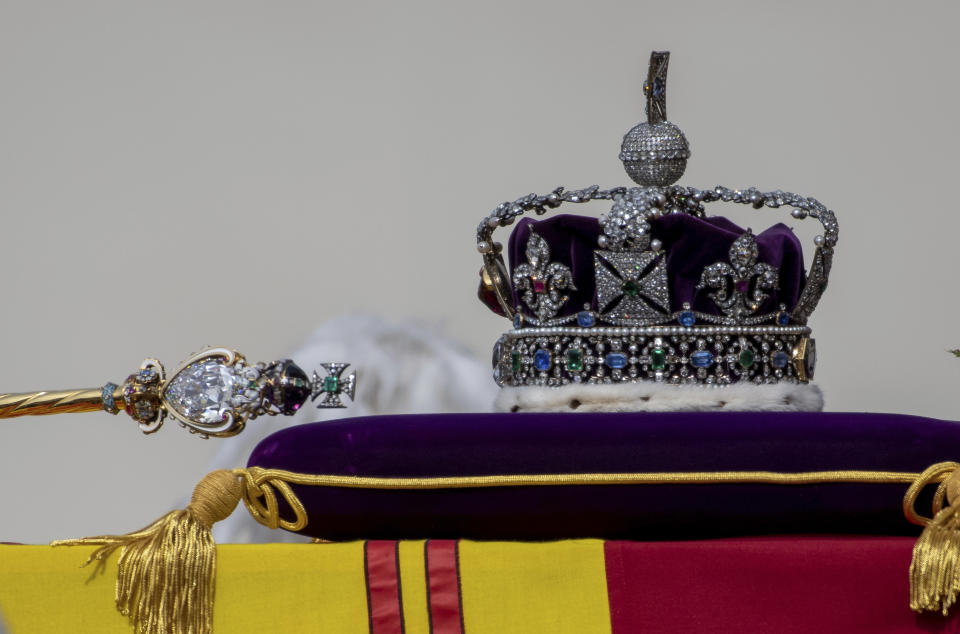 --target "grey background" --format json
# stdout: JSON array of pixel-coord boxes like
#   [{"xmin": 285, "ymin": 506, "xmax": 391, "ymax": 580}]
[{"xmin": 0, "ymin": 0, "xmax": 957, "ymax": 543}]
